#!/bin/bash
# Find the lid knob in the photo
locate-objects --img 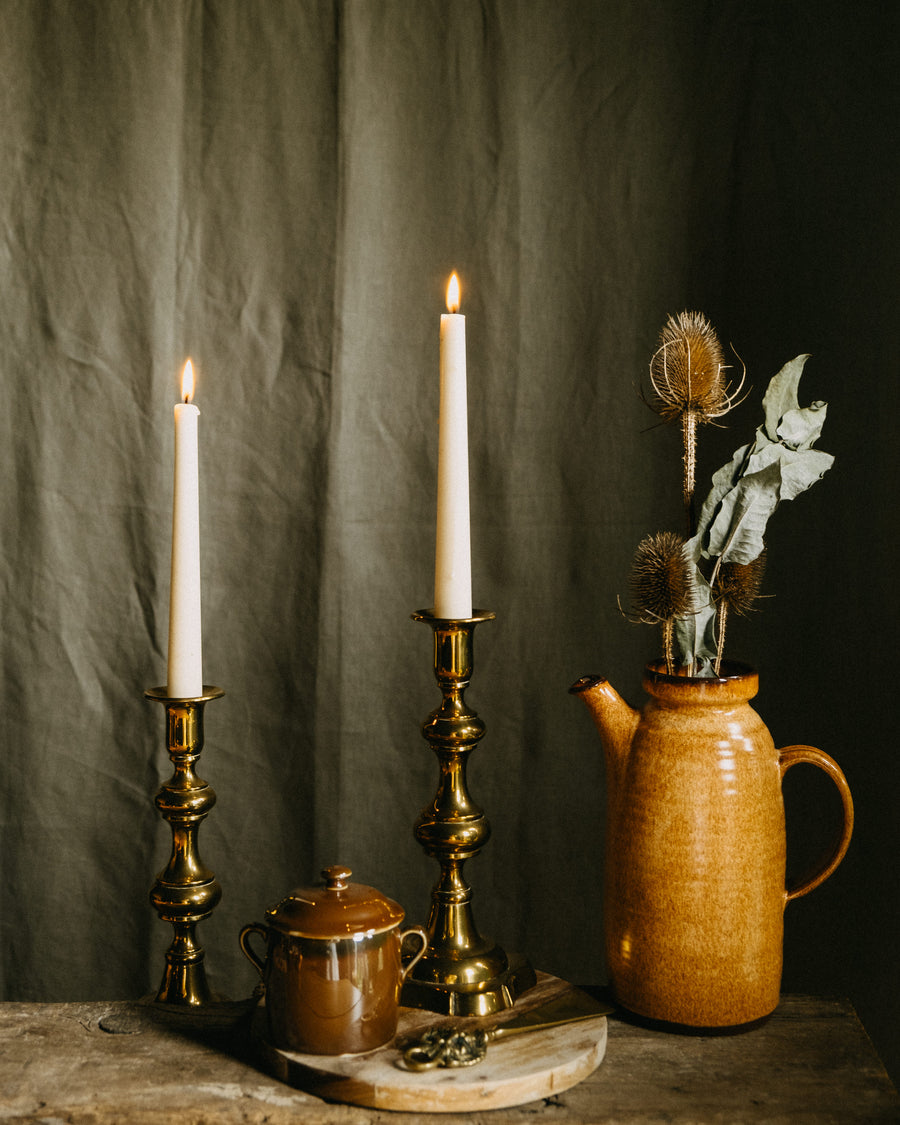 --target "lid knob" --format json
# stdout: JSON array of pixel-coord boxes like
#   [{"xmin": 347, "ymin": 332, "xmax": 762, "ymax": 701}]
[{"xmin": 322, "ymin": 865, "xmax": 352, "ymax": 891}]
